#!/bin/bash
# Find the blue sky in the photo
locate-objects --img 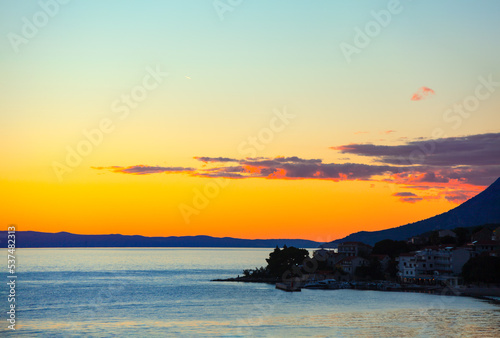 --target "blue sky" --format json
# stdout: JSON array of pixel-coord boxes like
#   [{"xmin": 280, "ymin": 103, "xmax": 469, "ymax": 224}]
[{"xmin": 1, "ymin": 1, "xmax": 499, "ymax": 239}]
